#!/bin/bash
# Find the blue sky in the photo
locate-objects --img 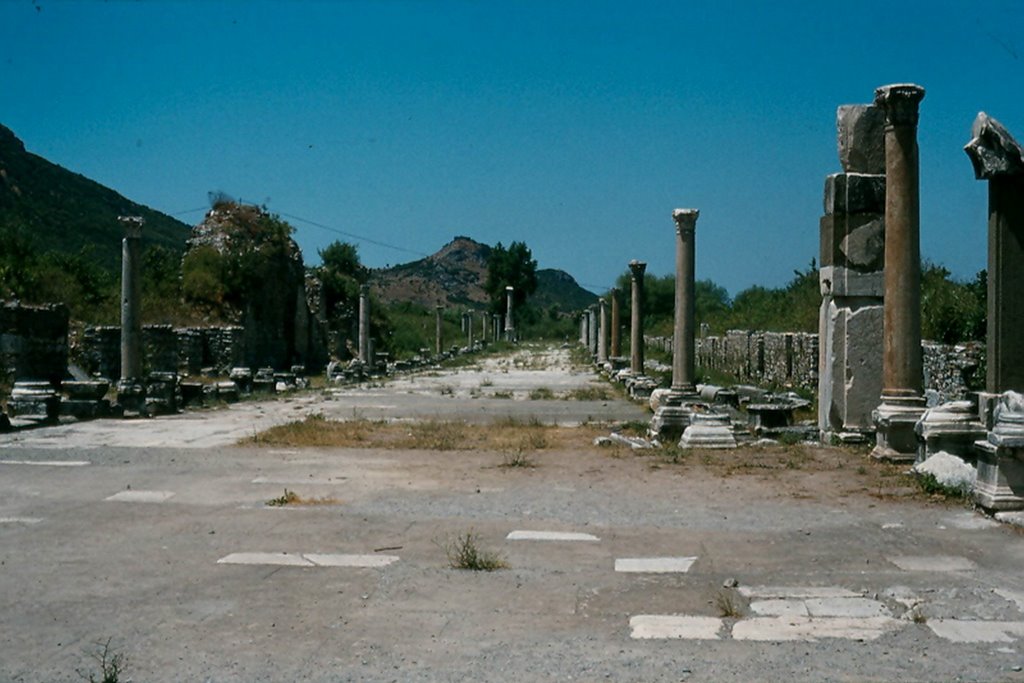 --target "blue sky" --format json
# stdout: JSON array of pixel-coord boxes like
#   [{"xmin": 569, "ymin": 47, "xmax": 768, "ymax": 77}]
[{"xmin": 2, "ymin": 0, "xmax": 1021, "ymax": 296}]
